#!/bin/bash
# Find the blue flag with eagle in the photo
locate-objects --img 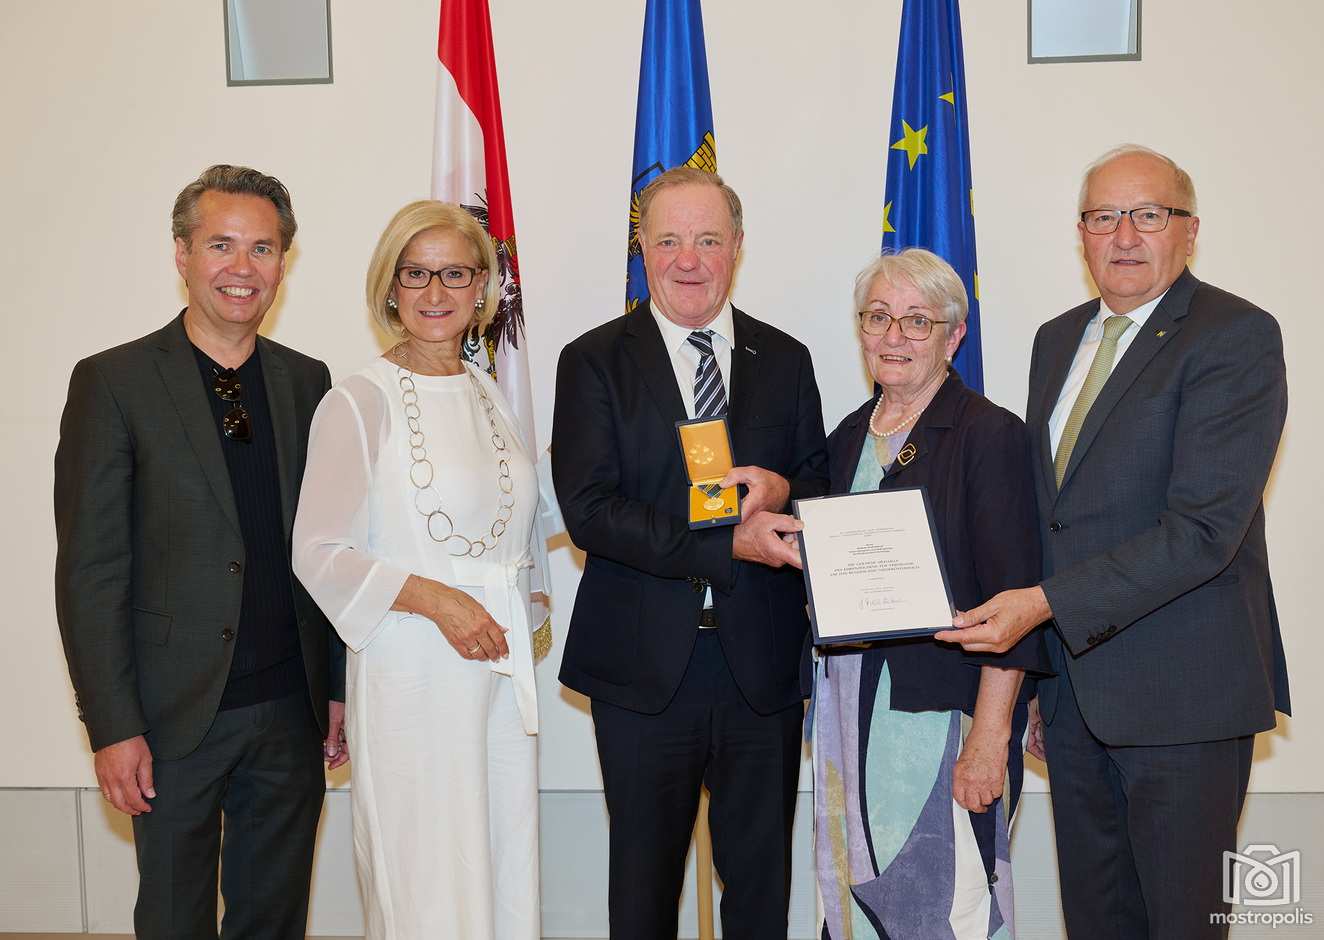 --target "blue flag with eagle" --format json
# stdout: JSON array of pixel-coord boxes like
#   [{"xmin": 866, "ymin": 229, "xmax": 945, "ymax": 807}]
[
  {"xmin": 881, "ymin": 0, "xmax": 983, "ymax": 392},
  {"xmin": 625, "ymin": 0, "xmax": 717, "ymax": 313}
]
